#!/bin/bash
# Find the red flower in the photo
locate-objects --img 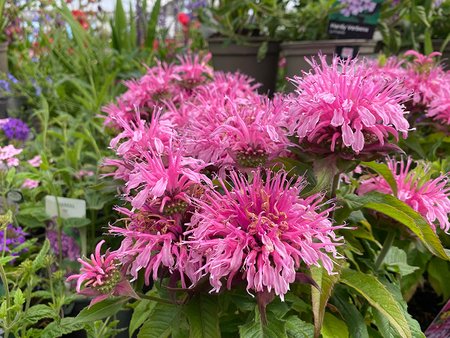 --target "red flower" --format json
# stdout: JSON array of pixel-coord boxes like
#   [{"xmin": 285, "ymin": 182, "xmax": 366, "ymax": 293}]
[
  {"xmin": 177, "ymin": 13, "xmax": 190, "ymax": 26},
  {"xmin": 71, "ymin": 10, "xmax": 89, "ymax": 30}
]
